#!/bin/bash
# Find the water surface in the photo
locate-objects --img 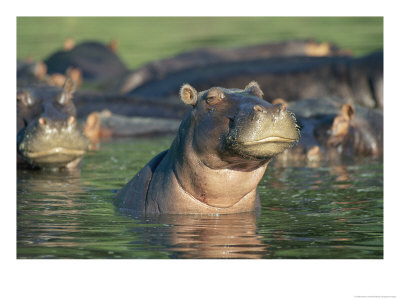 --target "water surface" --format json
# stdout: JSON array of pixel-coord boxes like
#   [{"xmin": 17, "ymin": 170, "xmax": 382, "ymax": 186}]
[{"xmin": 17, "ymin": 136, "xmax": 383, "ymax": 259}]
